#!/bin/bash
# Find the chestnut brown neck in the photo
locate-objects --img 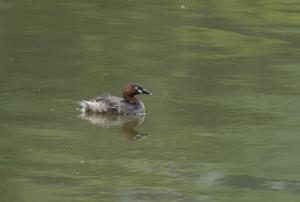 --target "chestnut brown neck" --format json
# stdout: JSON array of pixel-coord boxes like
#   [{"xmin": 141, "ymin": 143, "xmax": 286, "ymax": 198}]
[
  {"xmin": 122, "ymin": 84, "xmax": 138, "ymax": 103},
  {"xmin": 123, "ymin": 94, "xmax": 138, "ymax": 103}
]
